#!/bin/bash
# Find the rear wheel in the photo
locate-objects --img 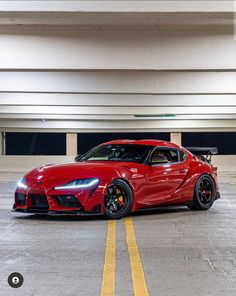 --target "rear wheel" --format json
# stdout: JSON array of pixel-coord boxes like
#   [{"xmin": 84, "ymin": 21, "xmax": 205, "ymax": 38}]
[
  {"xmin": 188, "ymin": 174, "xmax": 216, "ymax": 211},
  {"xmin": 104, "ymin": 179, "xmax": 133, "ymax": 219}
]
